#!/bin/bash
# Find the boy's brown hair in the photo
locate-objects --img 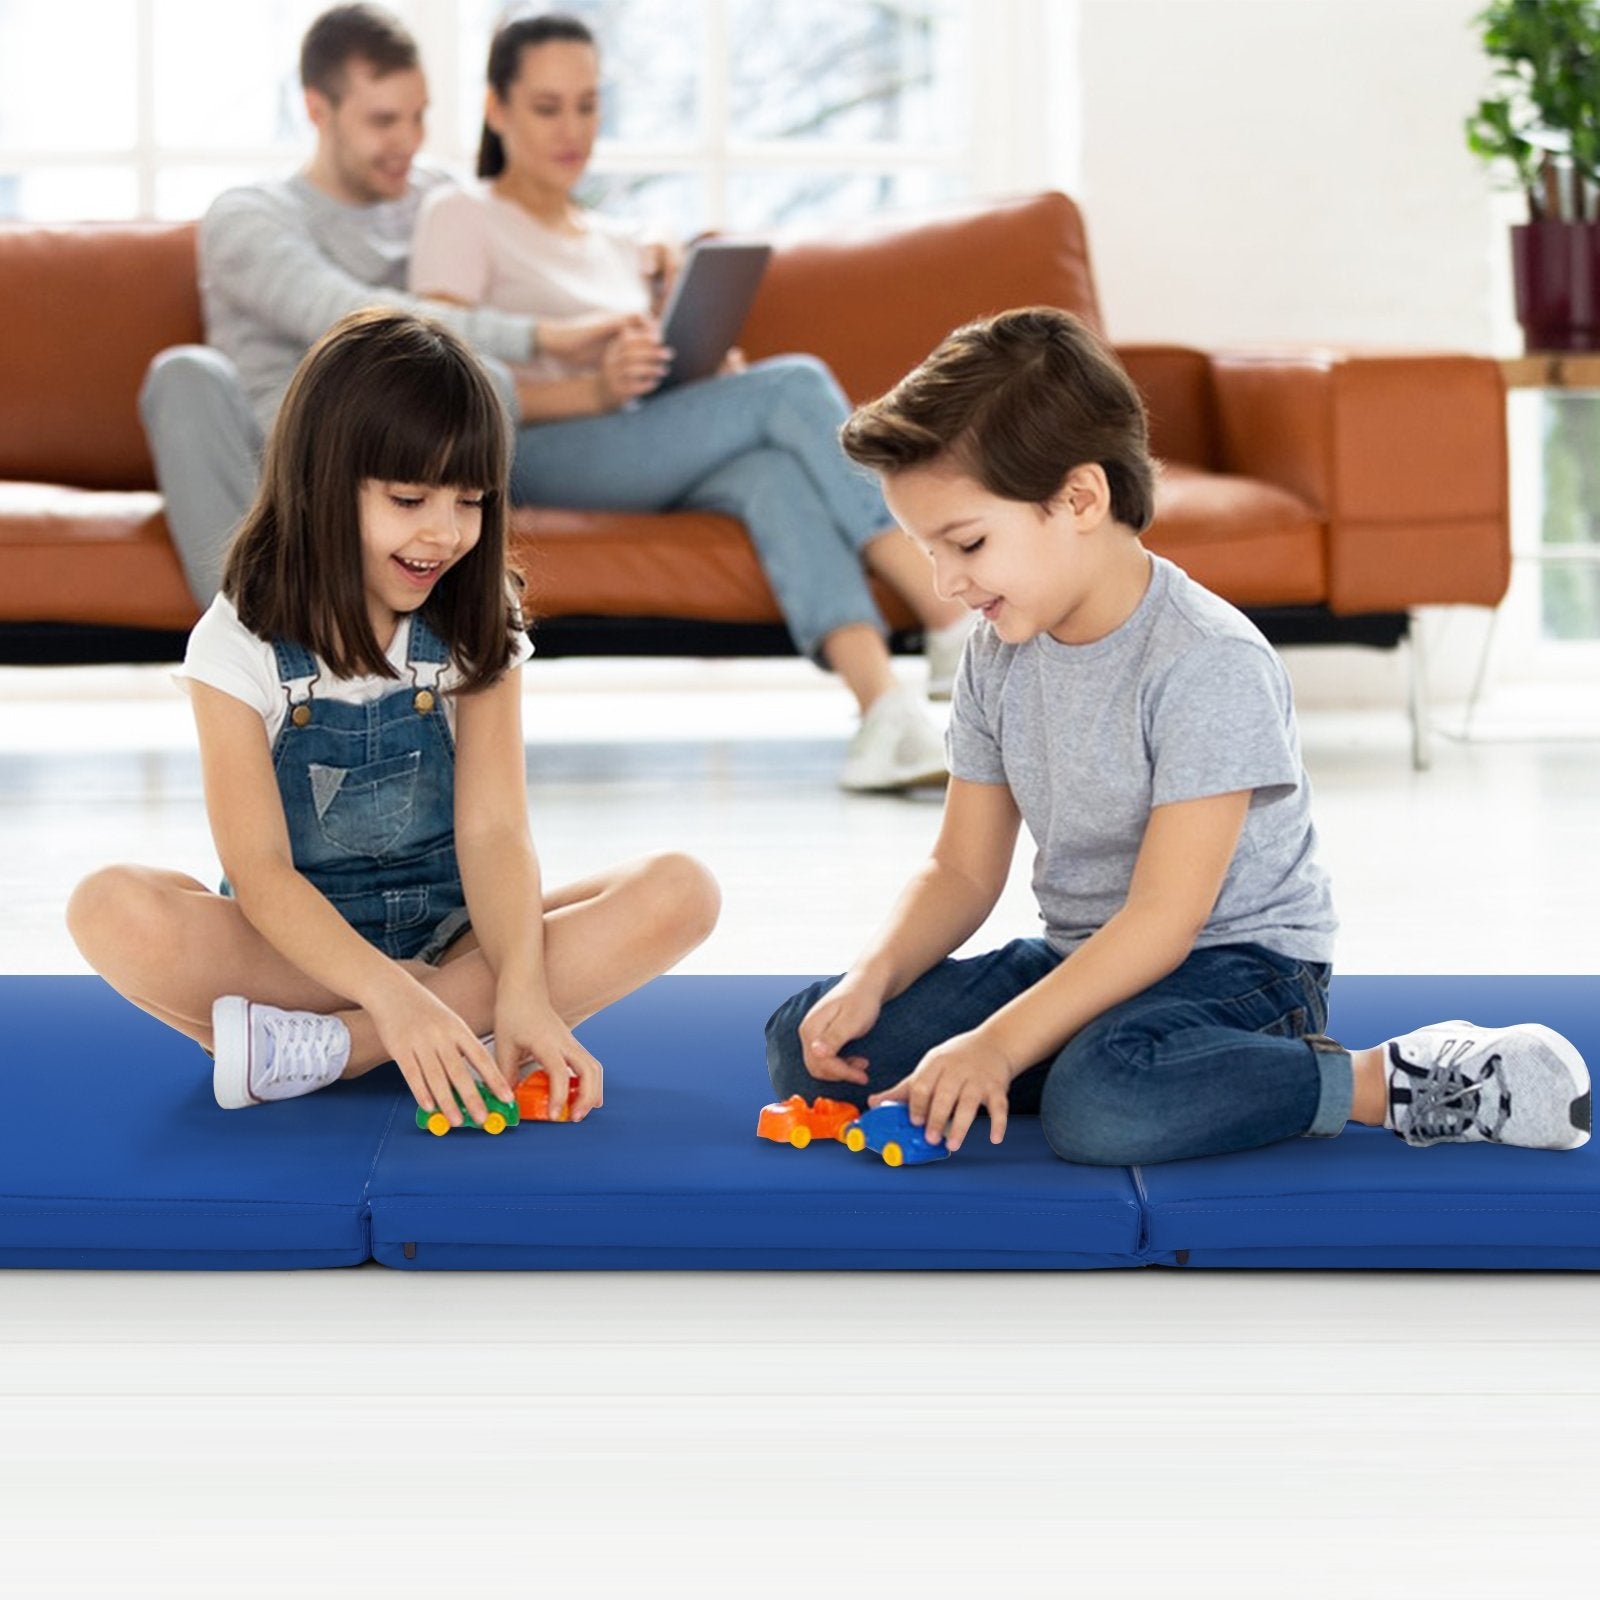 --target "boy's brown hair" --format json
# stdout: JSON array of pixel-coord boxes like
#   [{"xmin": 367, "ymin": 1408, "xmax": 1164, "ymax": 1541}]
[
  {"xmin": 223, "ymin": 308, "xmax": 521, "ymax": 694},
  {"xmin": 840, "ymin": 307, "xmax": 1156, "ymax": 532}
]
